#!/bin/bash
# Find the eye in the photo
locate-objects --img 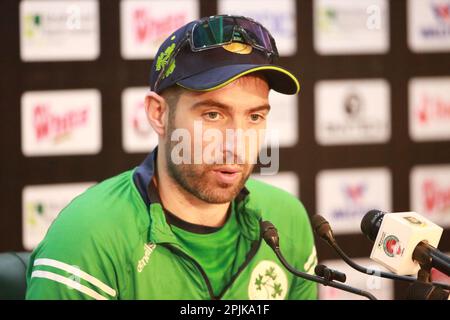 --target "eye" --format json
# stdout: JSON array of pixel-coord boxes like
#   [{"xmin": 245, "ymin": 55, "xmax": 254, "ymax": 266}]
[
  {"xmin": 250, "ymin": 113, "xmax": 264, "ymax": 123},
  {"xmin": 204, "ymin": 111, "xmax": 221, "ymax": 121}
]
